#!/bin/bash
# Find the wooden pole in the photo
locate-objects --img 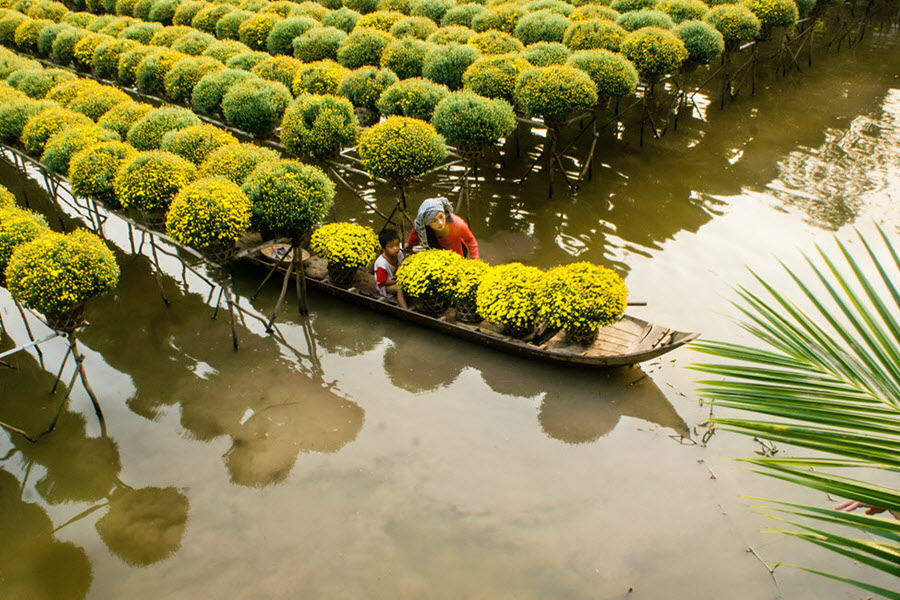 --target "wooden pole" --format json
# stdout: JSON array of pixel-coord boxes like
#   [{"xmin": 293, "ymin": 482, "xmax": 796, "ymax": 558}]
[
  {"xmin": 14, "ymin": 300, "xmax": 43, "ymax": 368},
  {"xmin": 223, "ymin": 281, "xmax": 239, "ymax": 350},
  {"xmin": 71, "ymin": 335, "xmax": 106, "ymax": 438},
  {"xmin": 265, "ymin": 241, "xmax": 295, "ymax": 333},
  {"xmin": 294, "ymin": 236, "xmax": 309, "ymax": 316}
]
